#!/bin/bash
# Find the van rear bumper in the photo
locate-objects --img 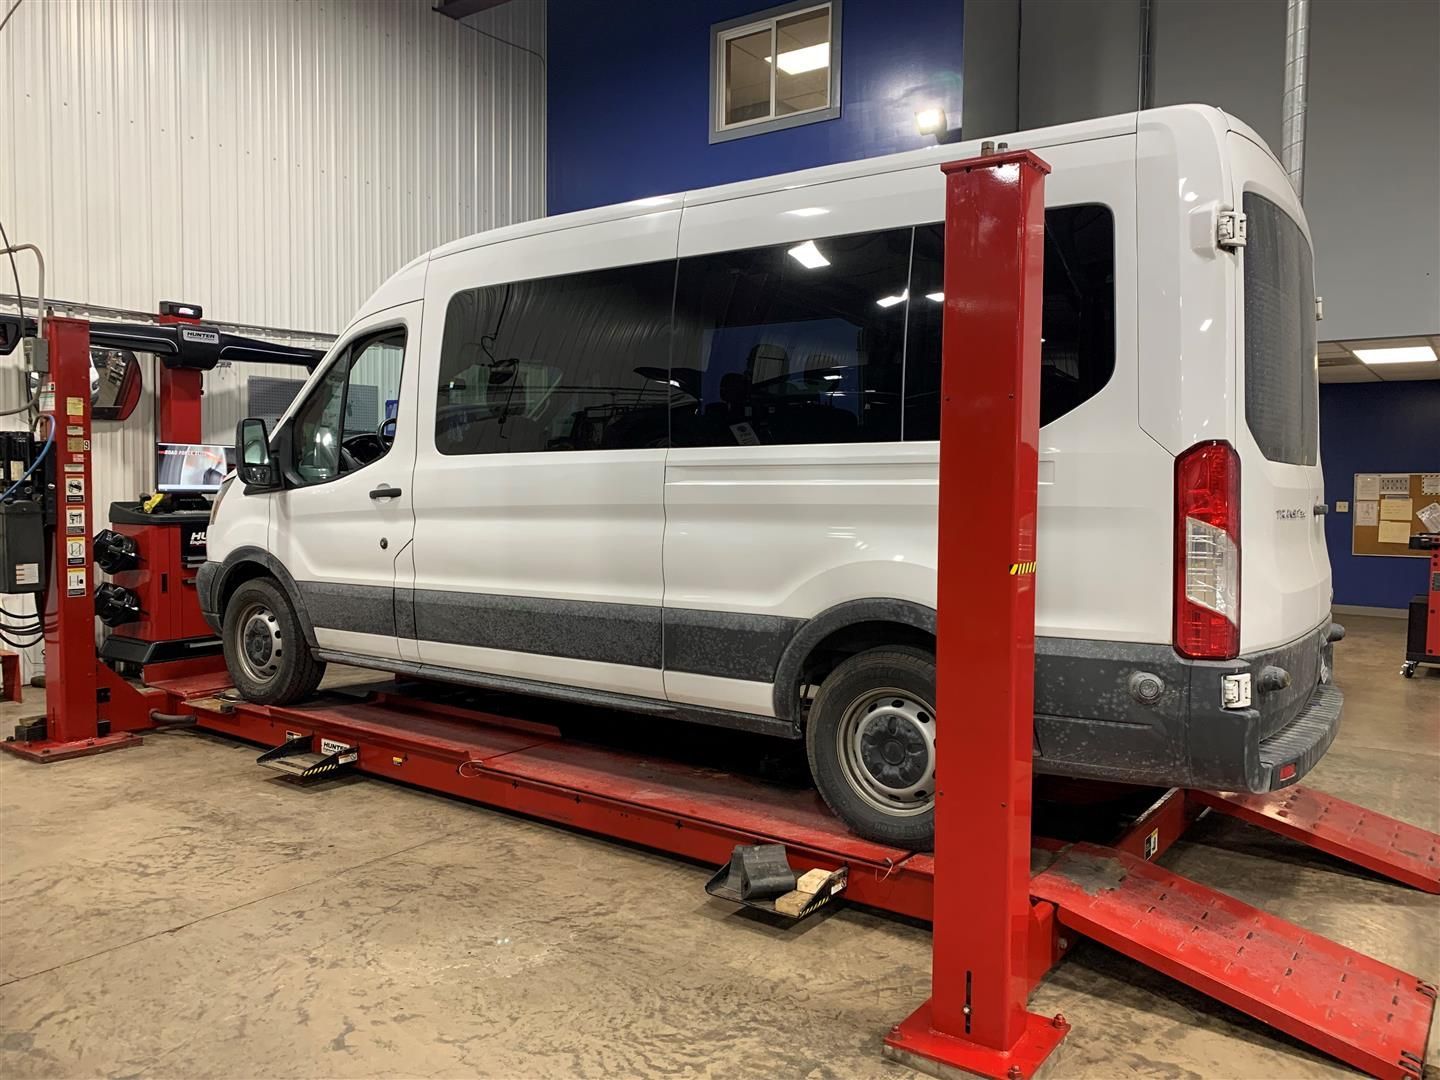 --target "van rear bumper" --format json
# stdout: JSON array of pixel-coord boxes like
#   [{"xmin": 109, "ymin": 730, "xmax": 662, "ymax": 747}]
[{"xmin": 1033, "ymin": 620, "xmax": 1341, "ymax": 793}]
